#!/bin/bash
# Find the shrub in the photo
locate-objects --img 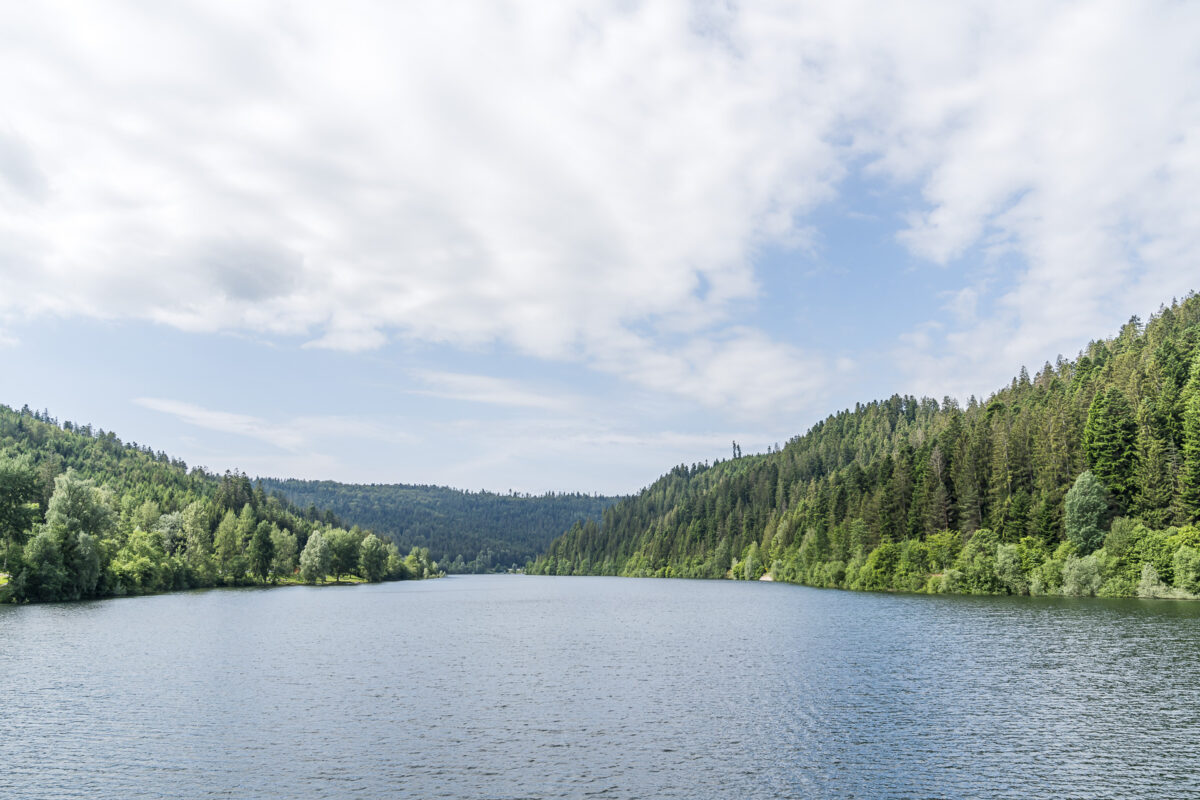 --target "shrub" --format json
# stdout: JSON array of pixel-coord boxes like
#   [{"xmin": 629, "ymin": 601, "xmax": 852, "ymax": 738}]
[
  {"xmin": 1062, "ymin": 554, "xmax": 1102, "ymax": 596},
  {"xmin": 995, "ymin": 543, "xmax": 1028, "ymax": 595}
]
